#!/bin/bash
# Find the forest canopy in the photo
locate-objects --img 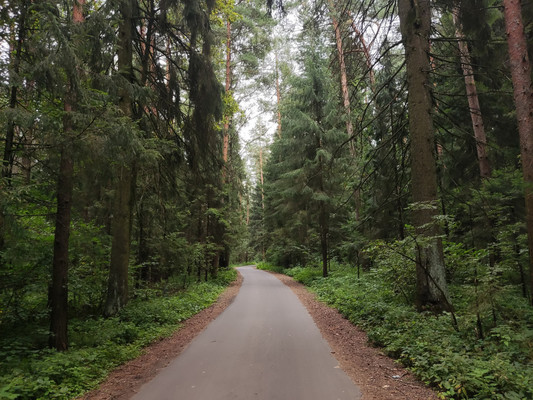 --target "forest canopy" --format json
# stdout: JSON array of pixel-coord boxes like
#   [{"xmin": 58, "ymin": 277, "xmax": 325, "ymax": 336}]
[{"xmin": 1, "ymin": 0, "xmax": 533, "ymax": 398}]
